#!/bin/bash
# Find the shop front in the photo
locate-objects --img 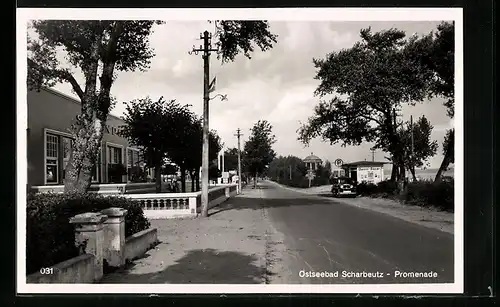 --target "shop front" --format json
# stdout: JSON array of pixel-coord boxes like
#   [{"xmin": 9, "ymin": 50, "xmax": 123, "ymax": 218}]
[{"xmin": 341, "ymin": 161, "xmax": 386, "ymax": 185}]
